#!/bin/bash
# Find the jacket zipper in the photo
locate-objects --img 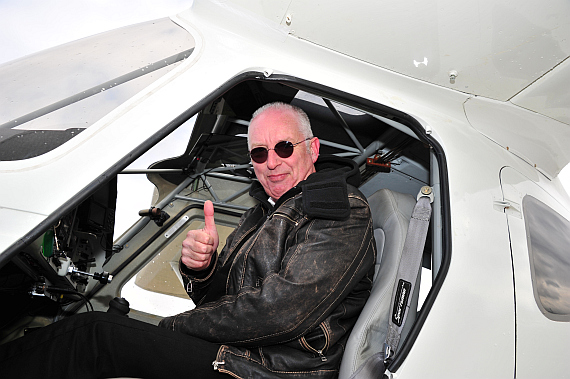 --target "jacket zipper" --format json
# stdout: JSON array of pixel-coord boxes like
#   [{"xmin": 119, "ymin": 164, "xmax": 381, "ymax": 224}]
[
  {"xmin": 301, "ymin": 323, "xmax": 330, "ymax": 362},
  {"xmin": 224, "ymin": 210, "xmax": 270, "ymax": 288},
  {"xmin": 317, "ymin": 350, "xmax": 328, "ymax": 362},
  {"xmin": 271, "ymin": 211, "xmax": 300, "ymax": 226},
  {"xmin": 212, "ymin": 360, "xmax": 225, "ymax": 370}
]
